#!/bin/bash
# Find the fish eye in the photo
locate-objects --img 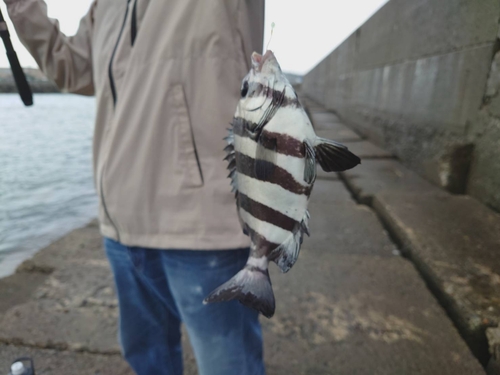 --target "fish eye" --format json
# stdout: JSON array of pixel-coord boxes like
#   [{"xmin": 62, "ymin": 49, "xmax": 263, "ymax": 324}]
[{"xmin": 241, "ymin": 81, "xmax": 249, "ymax": 97}]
